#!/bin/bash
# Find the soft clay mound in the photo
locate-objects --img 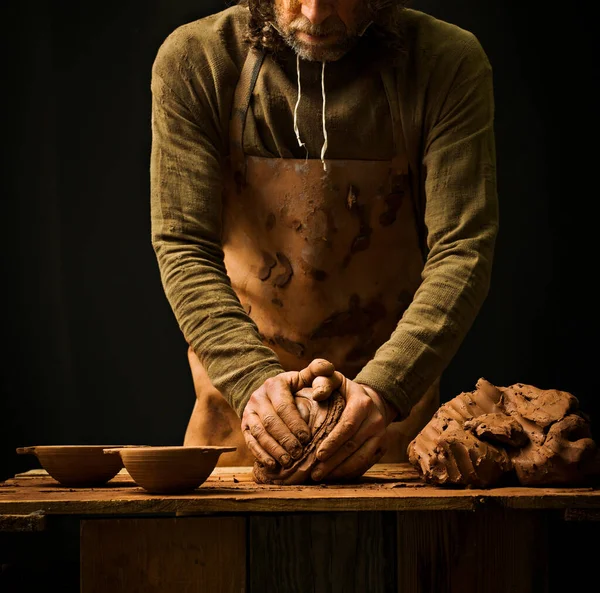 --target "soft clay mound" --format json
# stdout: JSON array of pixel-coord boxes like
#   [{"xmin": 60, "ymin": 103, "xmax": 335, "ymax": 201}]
[
  {"xmin": 408, "ymin": 378, "xmax": 600, "ymax": 488},
  {"xmin": 253, "ymin": 389, "xmax": 345, "ymax": 485}
]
